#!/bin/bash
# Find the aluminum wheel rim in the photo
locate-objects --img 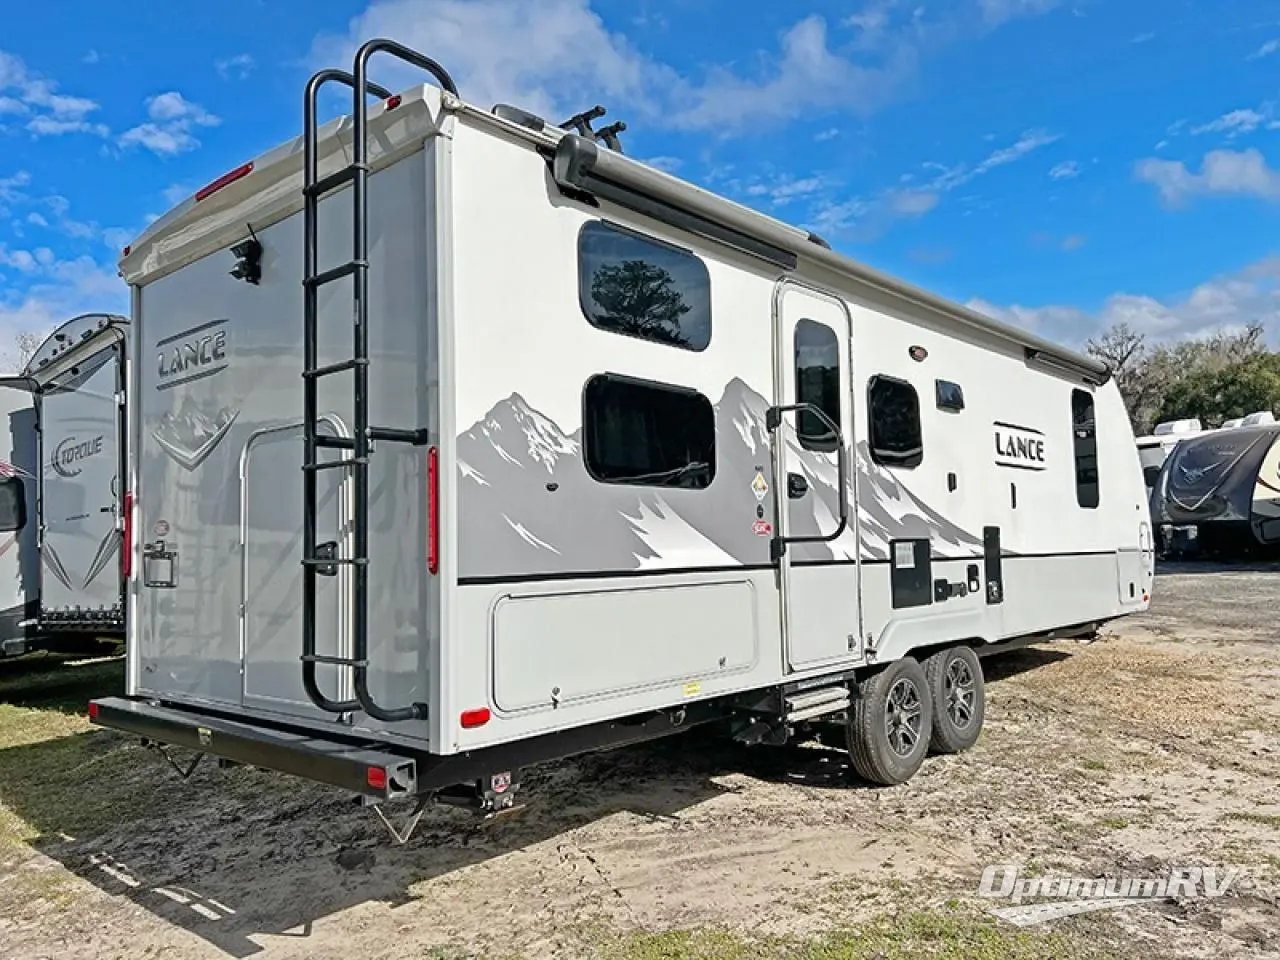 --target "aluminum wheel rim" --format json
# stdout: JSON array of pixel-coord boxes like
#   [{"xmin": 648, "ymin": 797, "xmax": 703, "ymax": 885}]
[
  {"xmin": 884, "ymin": 676, "xmax": 923, "ymax": 757},
  {"xmin": 945, "ymin": 657, "xmax": 976, "ymax": 730}
]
